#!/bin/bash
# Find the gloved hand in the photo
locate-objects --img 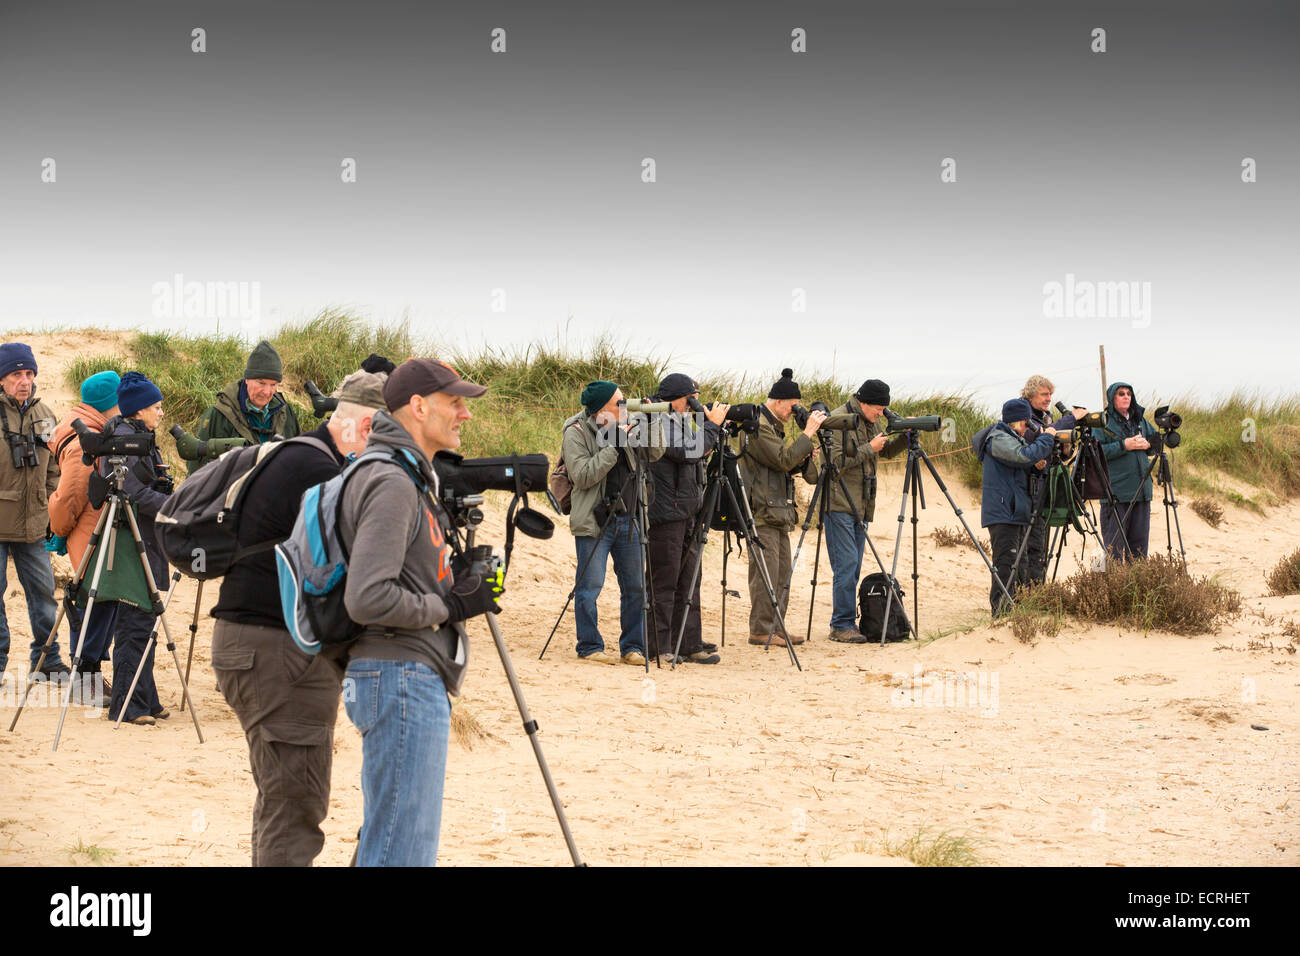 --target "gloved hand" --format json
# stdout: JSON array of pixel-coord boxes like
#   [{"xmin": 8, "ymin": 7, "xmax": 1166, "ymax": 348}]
[
  {"xmin": 45, "ymin": 534, "xmax": 68, "ymax": 556},
  {"xmin": 443, "ymin": 573, "xmax": 501, "ymax": 623}
]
